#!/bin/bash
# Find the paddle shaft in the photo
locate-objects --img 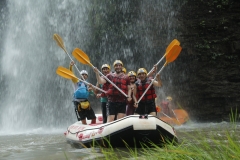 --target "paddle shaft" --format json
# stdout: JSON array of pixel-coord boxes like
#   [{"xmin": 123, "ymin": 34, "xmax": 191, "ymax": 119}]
[
  {"xmin": 147, "ymin": 55, "xmax": 166, "ymax": 76},
  {"xmin": 172, "ymin": 109, "xmax": 180, "ymax": 123},
  {"xmin": 54, "ymin": 34, "xmax": 85, "ymax": 81},
  {"xmin": 64, "ymin": 51, "xmax": 86, "ymax": 81},
  {"xmin": 74, "ymin": 75, "xmax": 106, "ymax": 93},
  {"xmin": 161, "ymin": 112, "xmax": 173, "ymax": 120},
  {"xmin": 137, "ymin": 62, "xmax": 167, "ymax": 104}
]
